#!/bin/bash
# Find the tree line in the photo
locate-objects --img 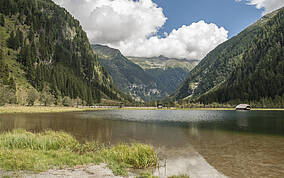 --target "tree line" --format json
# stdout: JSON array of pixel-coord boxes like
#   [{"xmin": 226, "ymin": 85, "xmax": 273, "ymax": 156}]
[{"xmin": 0, "ymin": 0, "xmax": 133, "ymax": 106}]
